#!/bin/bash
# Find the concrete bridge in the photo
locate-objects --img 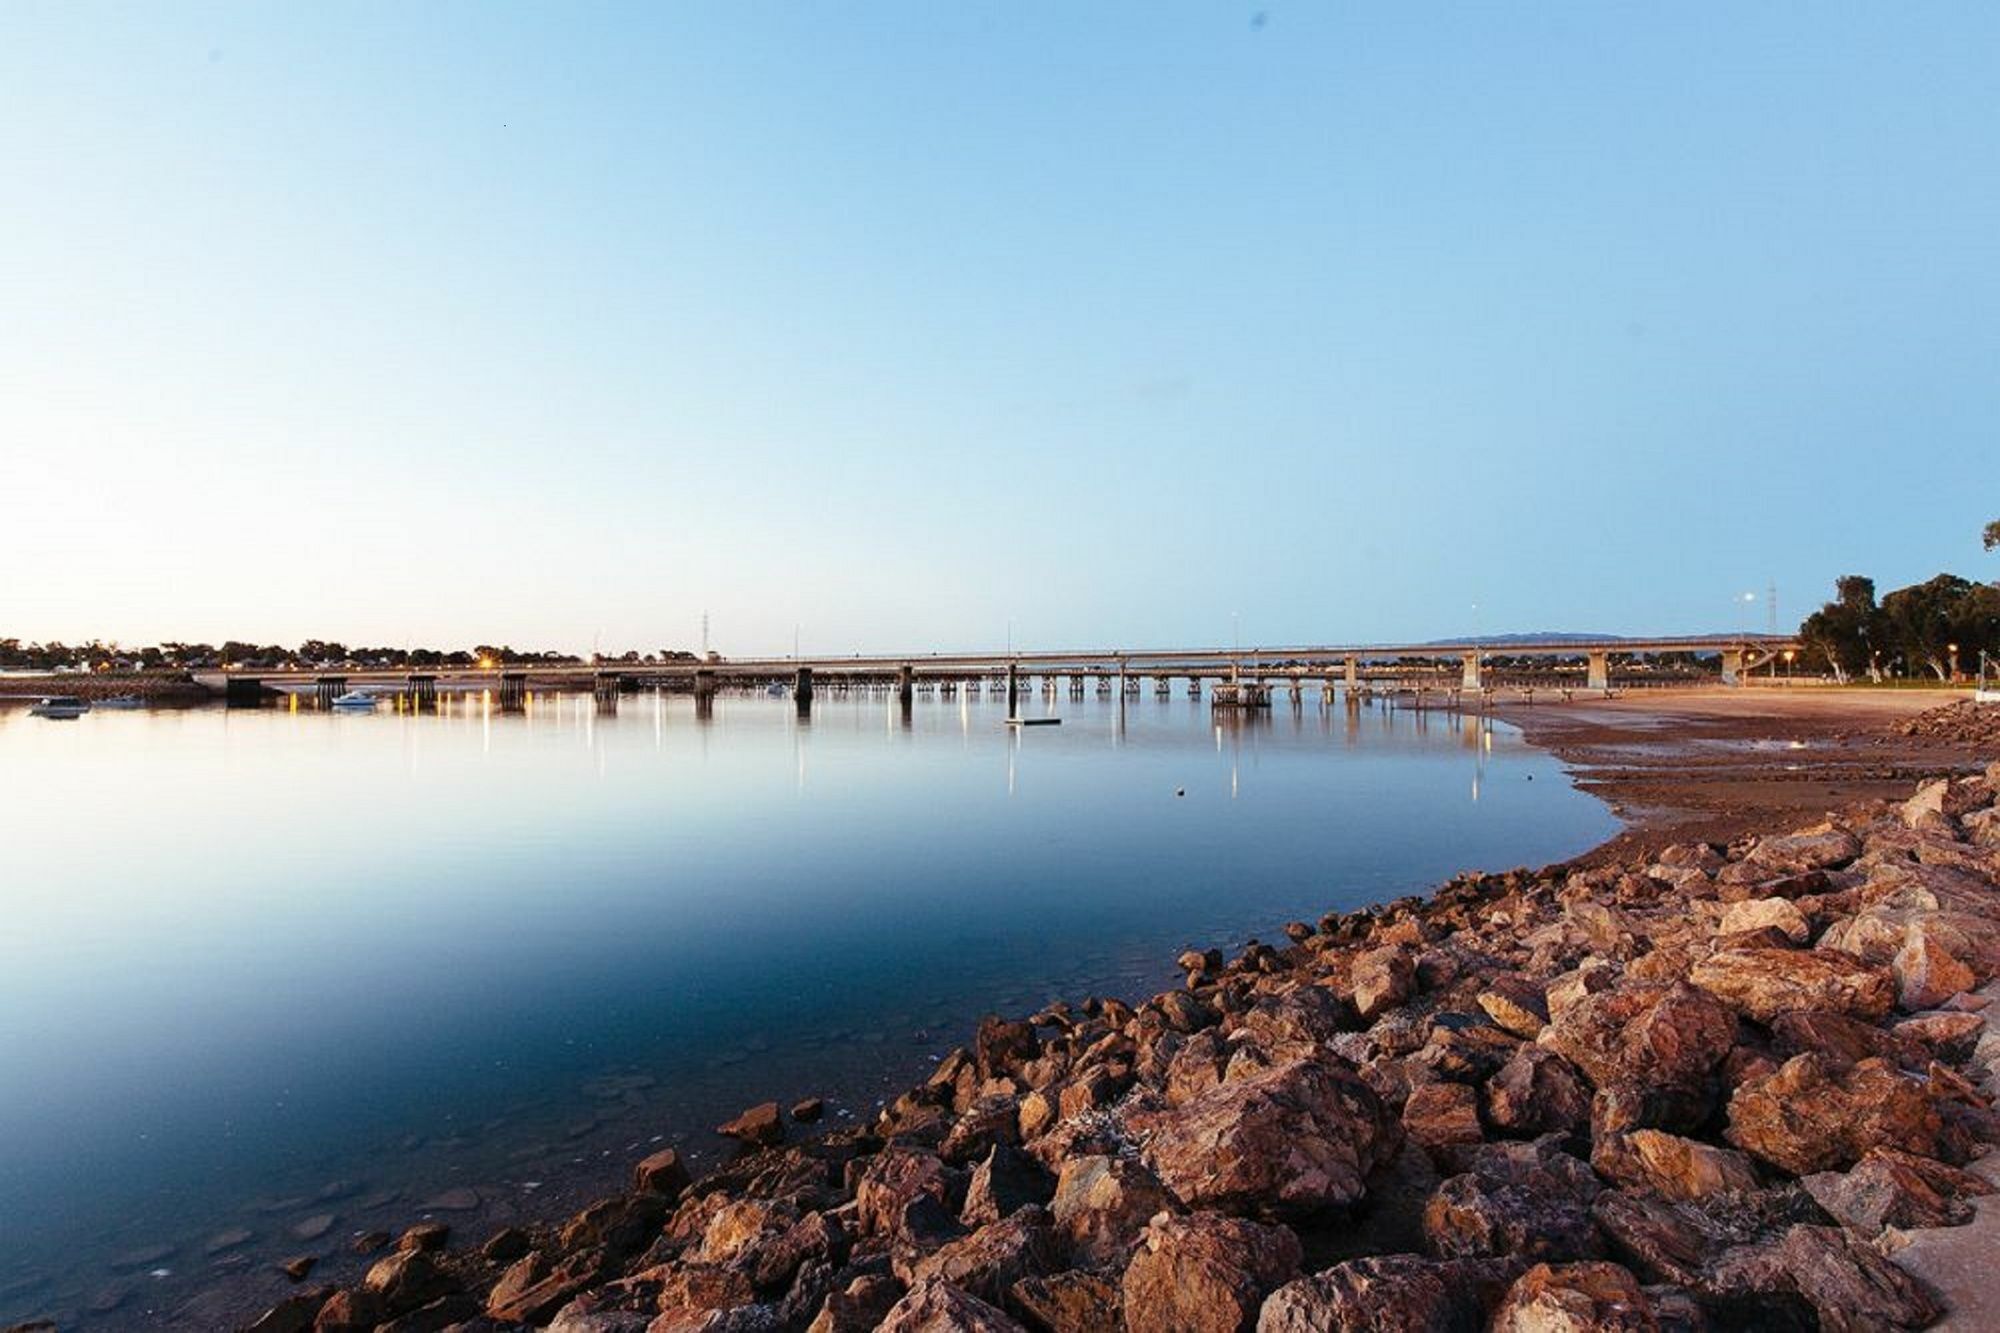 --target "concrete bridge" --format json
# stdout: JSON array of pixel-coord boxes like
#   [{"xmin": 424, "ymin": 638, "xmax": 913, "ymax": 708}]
[{"xmin": 192, "ymin": 634, "xmax": 1800, "ymax": 713}]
